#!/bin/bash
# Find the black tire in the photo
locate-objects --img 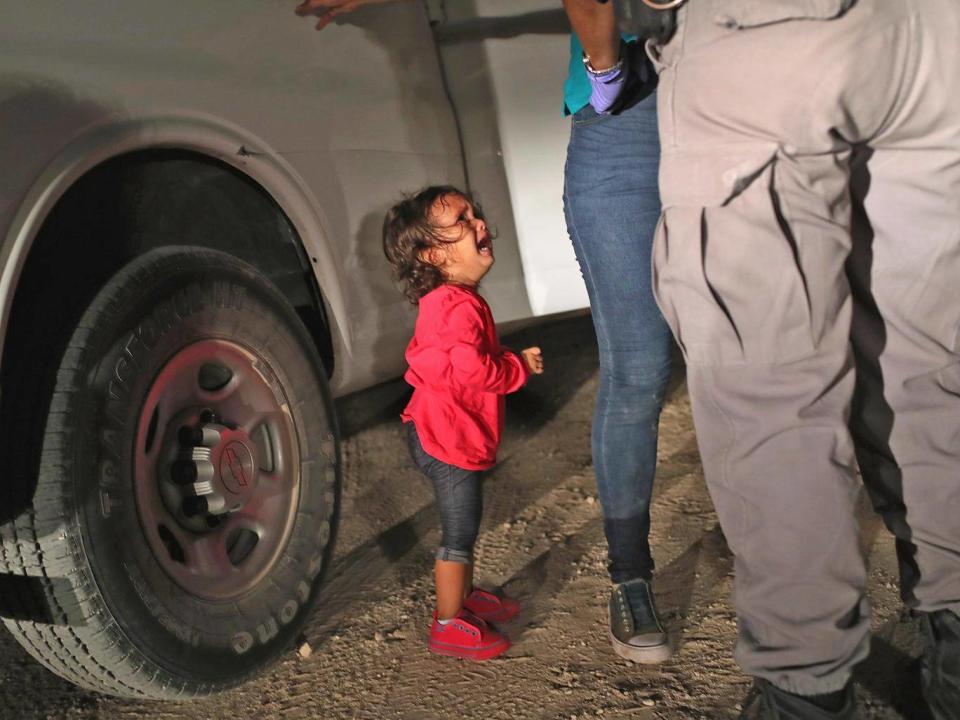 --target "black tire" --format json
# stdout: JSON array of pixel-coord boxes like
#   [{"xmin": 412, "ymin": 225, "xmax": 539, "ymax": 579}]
[{"xmin": 0, "ymin": 247, "xmax": 340, "ymax": 699}]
